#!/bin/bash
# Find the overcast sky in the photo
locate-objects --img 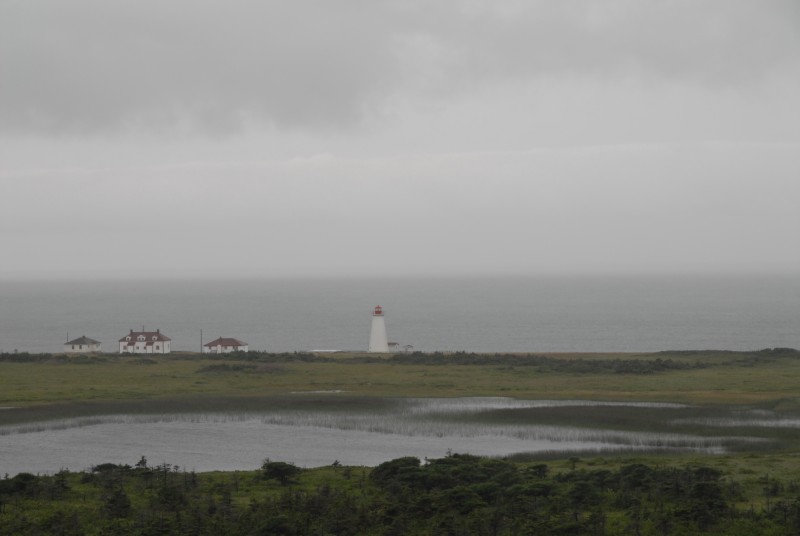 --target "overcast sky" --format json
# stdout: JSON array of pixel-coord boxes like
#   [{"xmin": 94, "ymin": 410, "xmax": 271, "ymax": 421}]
[{"xmin": 1, "ymin": 0, "xmax": 798, "ymax": 279}]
